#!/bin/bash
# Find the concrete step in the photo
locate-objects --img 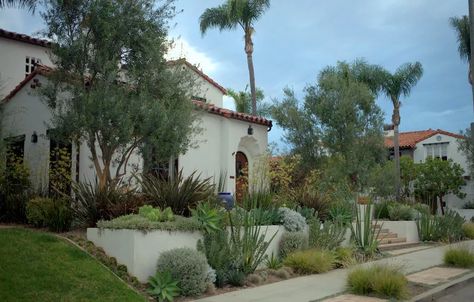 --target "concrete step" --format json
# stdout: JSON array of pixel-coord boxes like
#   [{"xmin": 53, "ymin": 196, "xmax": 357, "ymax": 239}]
[
  {"xmin": 379, "ymin": 241, "xmax": 422, "ymax": 252},
  {"xmin": 377, "ymin": 232, "xmax": 398, "ymax": 240},
  {"xmin": 378, "ymin": 237, "xmax": 407, "ymax": 245}
]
